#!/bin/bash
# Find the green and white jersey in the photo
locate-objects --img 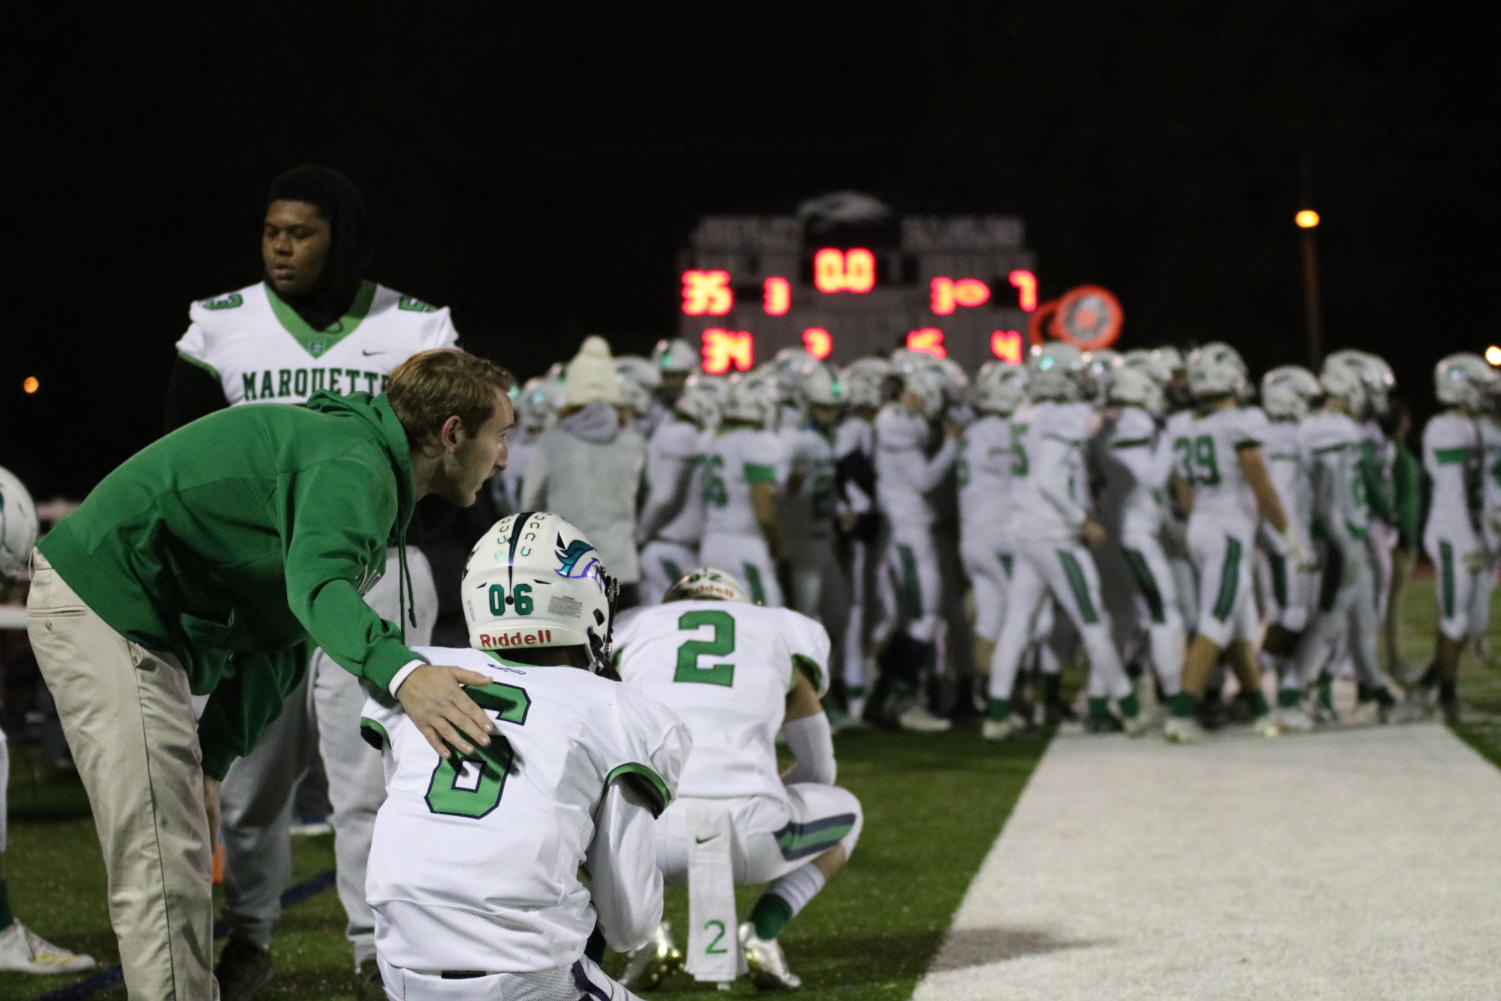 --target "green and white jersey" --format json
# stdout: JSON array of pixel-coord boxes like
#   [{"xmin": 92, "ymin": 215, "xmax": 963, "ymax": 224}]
[
  {"xmin": 362, "ymin": 647, "xmax": 689, "ymax": 972},
  {"xmin": 1299, "ymin": 410, "xmax": 1369, "ymax": 546},
  {"xmin": 1262, "ymin": 417, "xmax": 1311, "ymax": 534},
  {"xmin": 1166, "ymin": 404, "xmax": 1269, "ymax": 529},
  {"xmin": 1094, "ymin": 405, "xmax": 1173, "ymax": 541},
  {"xmin": 701, "ymin": 428, "xmax": 783, "ymax": 538},
  {"xmin": 176, "ymin": 280, "xmax": 458, "ymax": 405},
  {"xmin": 1479, "ymin": 415, "xmax": 1501, "ymax": 547},
  {"xmin": 784, "ymin": 425, "xmax": 837, "ymax": 543},
  {"xmin": 1422, "ymin": 412, "xmax": 1482, "ymax": 547},
  {"xmin": 1010, "ymin": 401, "xmax": 1096, "ymax": 540},
  {"xmin": 958, "ymin": 413, "xmax": 1021, "ymax": 547},
  {"xmin": 614, "ymin": 601, "xmax": 829, "ymax": 811}
]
